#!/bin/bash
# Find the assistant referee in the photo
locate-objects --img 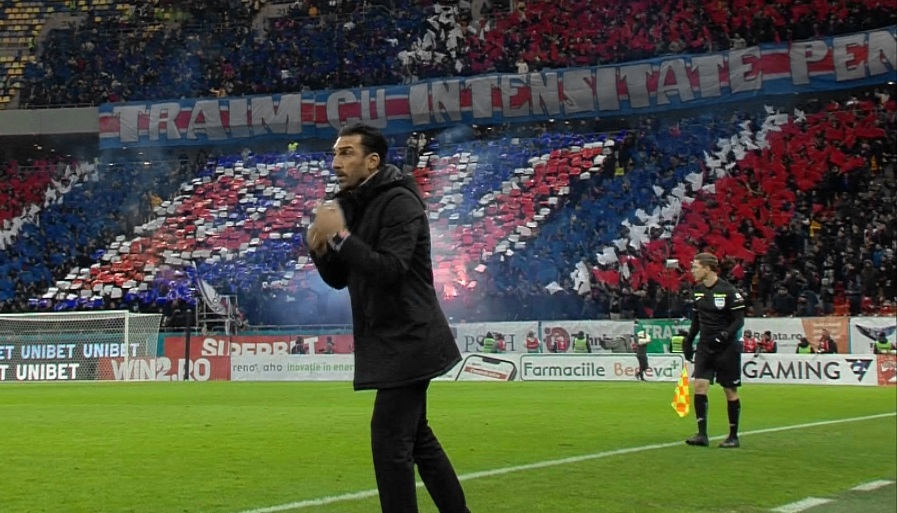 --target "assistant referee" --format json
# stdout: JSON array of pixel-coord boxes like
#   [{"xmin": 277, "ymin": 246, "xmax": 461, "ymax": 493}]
[{"xmin": 682, "ymin": 253, "xmax": 746, "ymax": 448}]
